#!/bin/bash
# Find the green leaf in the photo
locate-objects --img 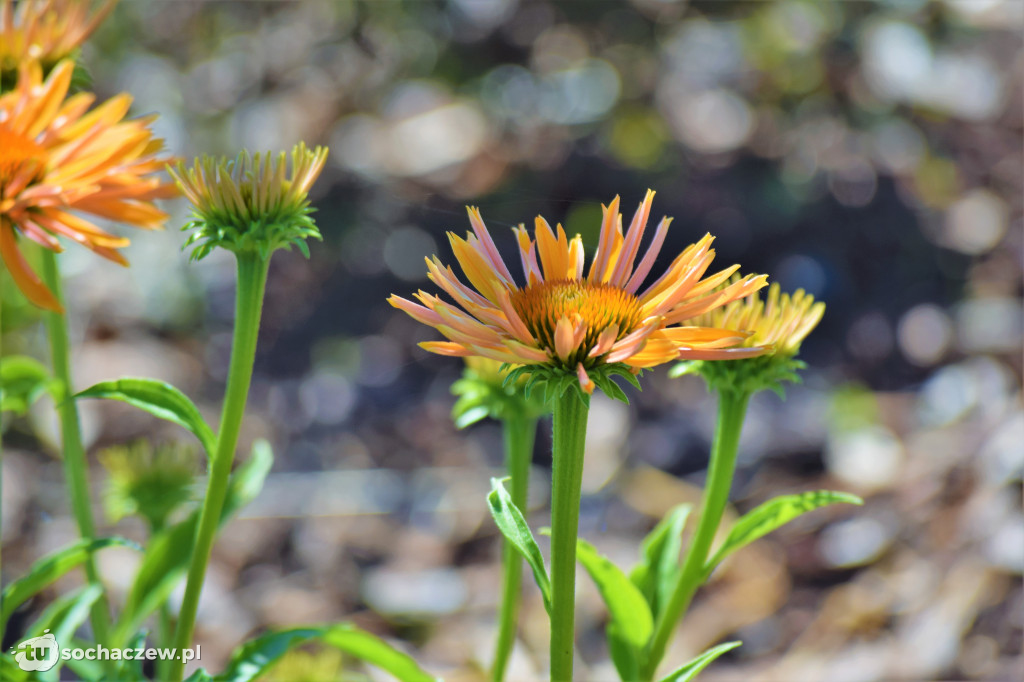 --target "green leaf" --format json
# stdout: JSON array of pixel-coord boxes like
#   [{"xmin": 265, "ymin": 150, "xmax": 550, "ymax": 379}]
[
  {"xmin": 74, "ymin": 378, "xmax": 216, "ymax": 456},
  {"xmin": 706, "ymin": 491, "xmax": 864, "ymax": 575},
  {"xmin": 1, "ymin": 653, "xmax": 30, "ymax": 682},
  {"xmin": 214, "ymin": 624, "xmax": 437, "ymax": 682},
  {"xmin": 575, "ymin": 538, "xmax": 654, "ymax": 682},
  {"xmin": 629, "ymin": 504, "xmax": 691, "ymax": 618},
  {"xmin": 0, "ymin": 355, "xmax": 56, "ymax": 414},
  {"xmin": 28, "ymin": 585, "xmax": 104, "ymax": 682},
  {"xmin": 184, "ymin": 670, "xmax": 215, "ymax": 682},
  {"xmin": 656, "ymin": 641, "xmax": 742, "ymax": 682},
  {"xmin": 113, "ymin": 440, "xmax": 273, "ymax": 646},
  {"xmin": 486, "ymin": 477, "xmax": 551, "ymax": 613},
  {"xmin": 0, "ymin": 537, "xmax": 136, "ymax": 632}
]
